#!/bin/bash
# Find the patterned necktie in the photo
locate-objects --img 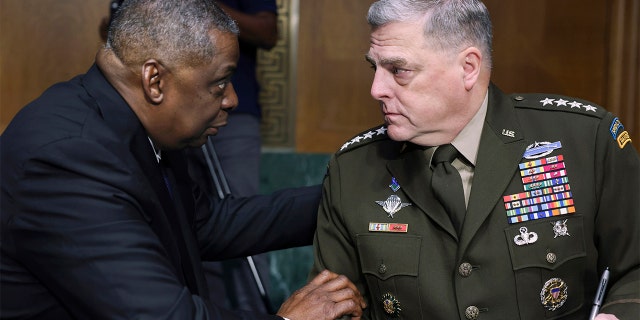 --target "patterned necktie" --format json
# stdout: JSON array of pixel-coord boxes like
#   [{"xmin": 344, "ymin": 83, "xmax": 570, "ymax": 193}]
[{"xmin": 431, "ymin": 144, "xmax": 466, "ymax": 234}]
